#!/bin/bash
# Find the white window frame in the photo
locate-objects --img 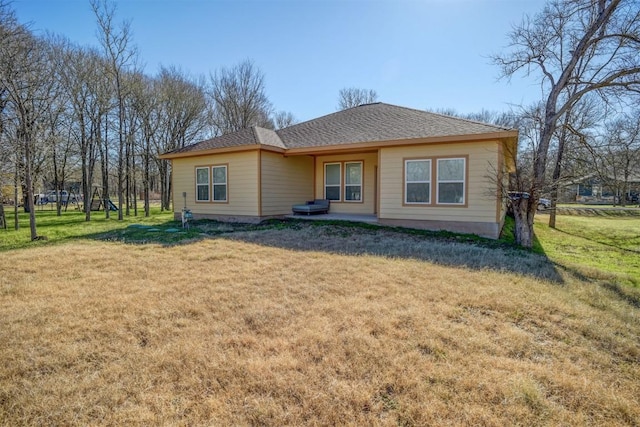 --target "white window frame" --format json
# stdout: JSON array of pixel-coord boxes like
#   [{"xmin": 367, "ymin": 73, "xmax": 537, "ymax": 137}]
[
  {"xmin": 436, "ymin": 158, "xmax": 465, "ymax": 205},
  {"xmin": 344, "ymin": 161, "xmax": 363, "ymax": 202},
  {"xmin": 404, "ymin": 159, "xmax": 431, "ymax": 204},
  {"xmin": 212, "ymin": 165, "xmax": 228, "ymax": 202},
  {"xmin": 324, "ymin": 163, "xmax": 341, "ymax": 201},
  {"xmin": 195, "ymin": 167, "xmax": 210, "ymax": 202}
]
